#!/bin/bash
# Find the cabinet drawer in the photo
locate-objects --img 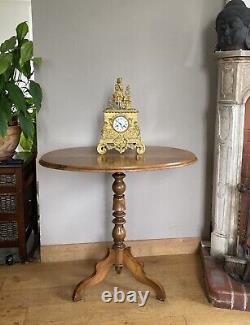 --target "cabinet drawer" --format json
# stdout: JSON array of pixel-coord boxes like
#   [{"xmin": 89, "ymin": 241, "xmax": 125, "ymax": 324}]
[
  {"xmin": 0, "ymin": 194, "xmax": 16, "ymax": 214},
  {"xmin": 0, "ymin": 173, "xmax": 16, "ymax": 193},
  {"xmin": 0, "ymin": 220, "xmax": 18, "ymax": 241},
  {"xmin": 0, "ymin": 174, "xmax": 16, "ymax": 186}
]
